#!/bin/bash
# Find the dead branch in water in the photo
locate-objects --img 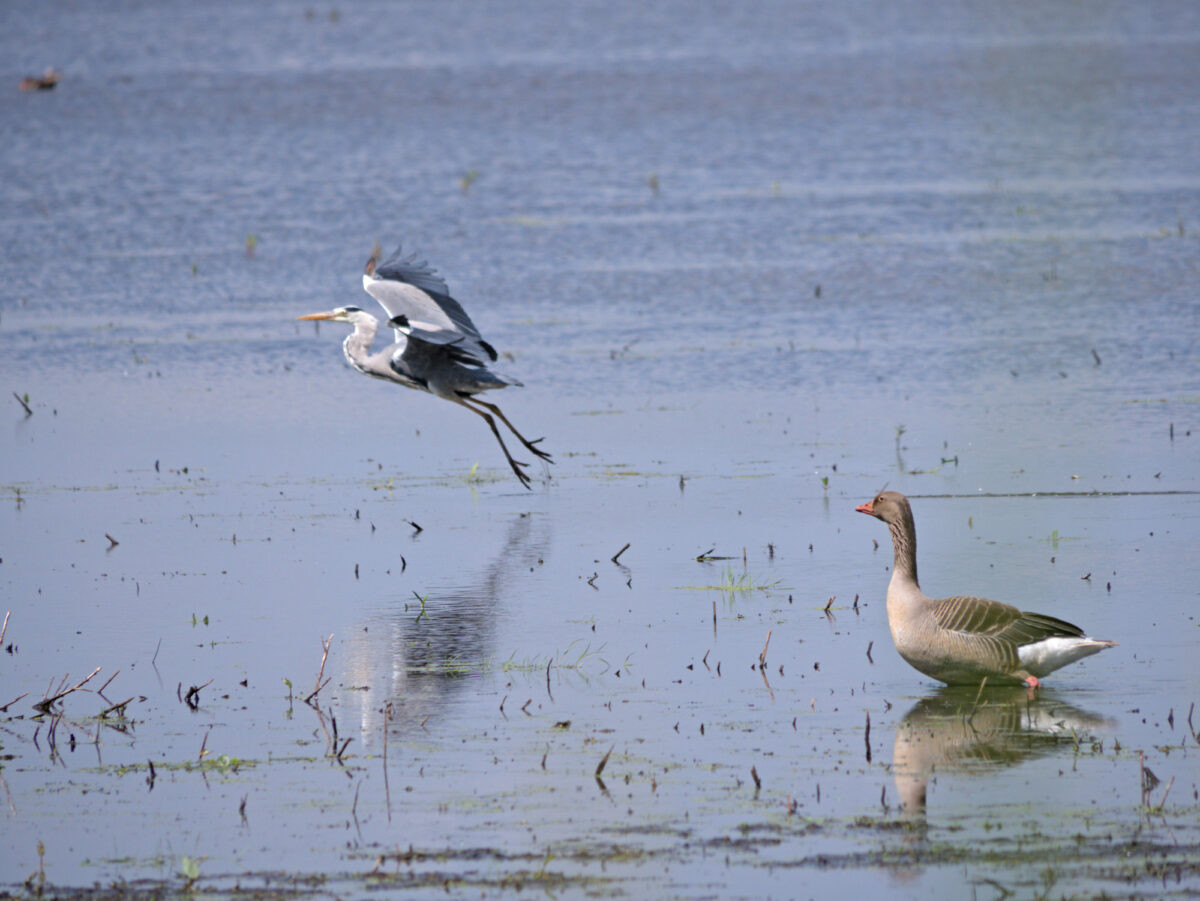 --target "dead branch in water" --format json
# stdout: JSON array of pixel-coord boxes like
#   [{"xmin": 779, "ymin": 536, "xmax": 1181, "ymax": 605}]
[
  {"xmin": 35, "ymin": 667, "xmax": 102, "ymax": 713},
  {"xmin": 304, "ymin": 634, "xmax": 334, "ymax": 705}
]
